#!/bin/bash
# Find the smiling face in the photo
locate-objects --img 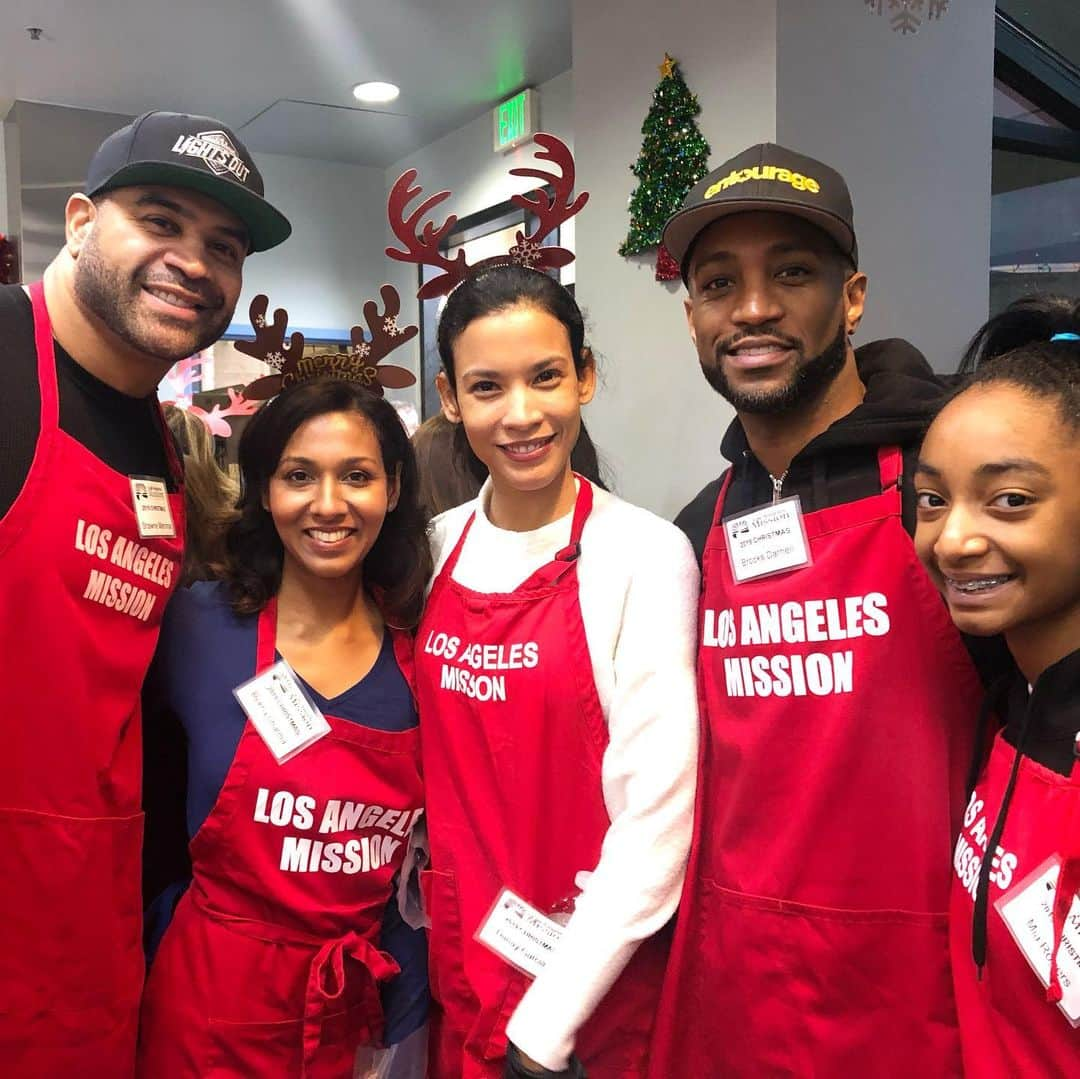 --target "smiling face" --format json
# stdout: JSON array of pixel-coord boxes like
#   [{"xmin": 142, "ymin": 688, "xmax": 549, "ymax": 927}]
[
  {"xmin": 70, "ymin": 184, "xmax": 247, "ymax": 364},
  {"xmin": 684, "ymin": 211, "xmax": 866, "ymax": 414},
  {"xmin": 438, "ymin": 303, "xmax": 595, "ymax": 522},
  {"xmin": 267, "ymin": 410, "xmax": 398, "ymax": 587},
  {"xmin": 915, "ymin": 383, "xmax": 1080, "ymax": 675}
]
